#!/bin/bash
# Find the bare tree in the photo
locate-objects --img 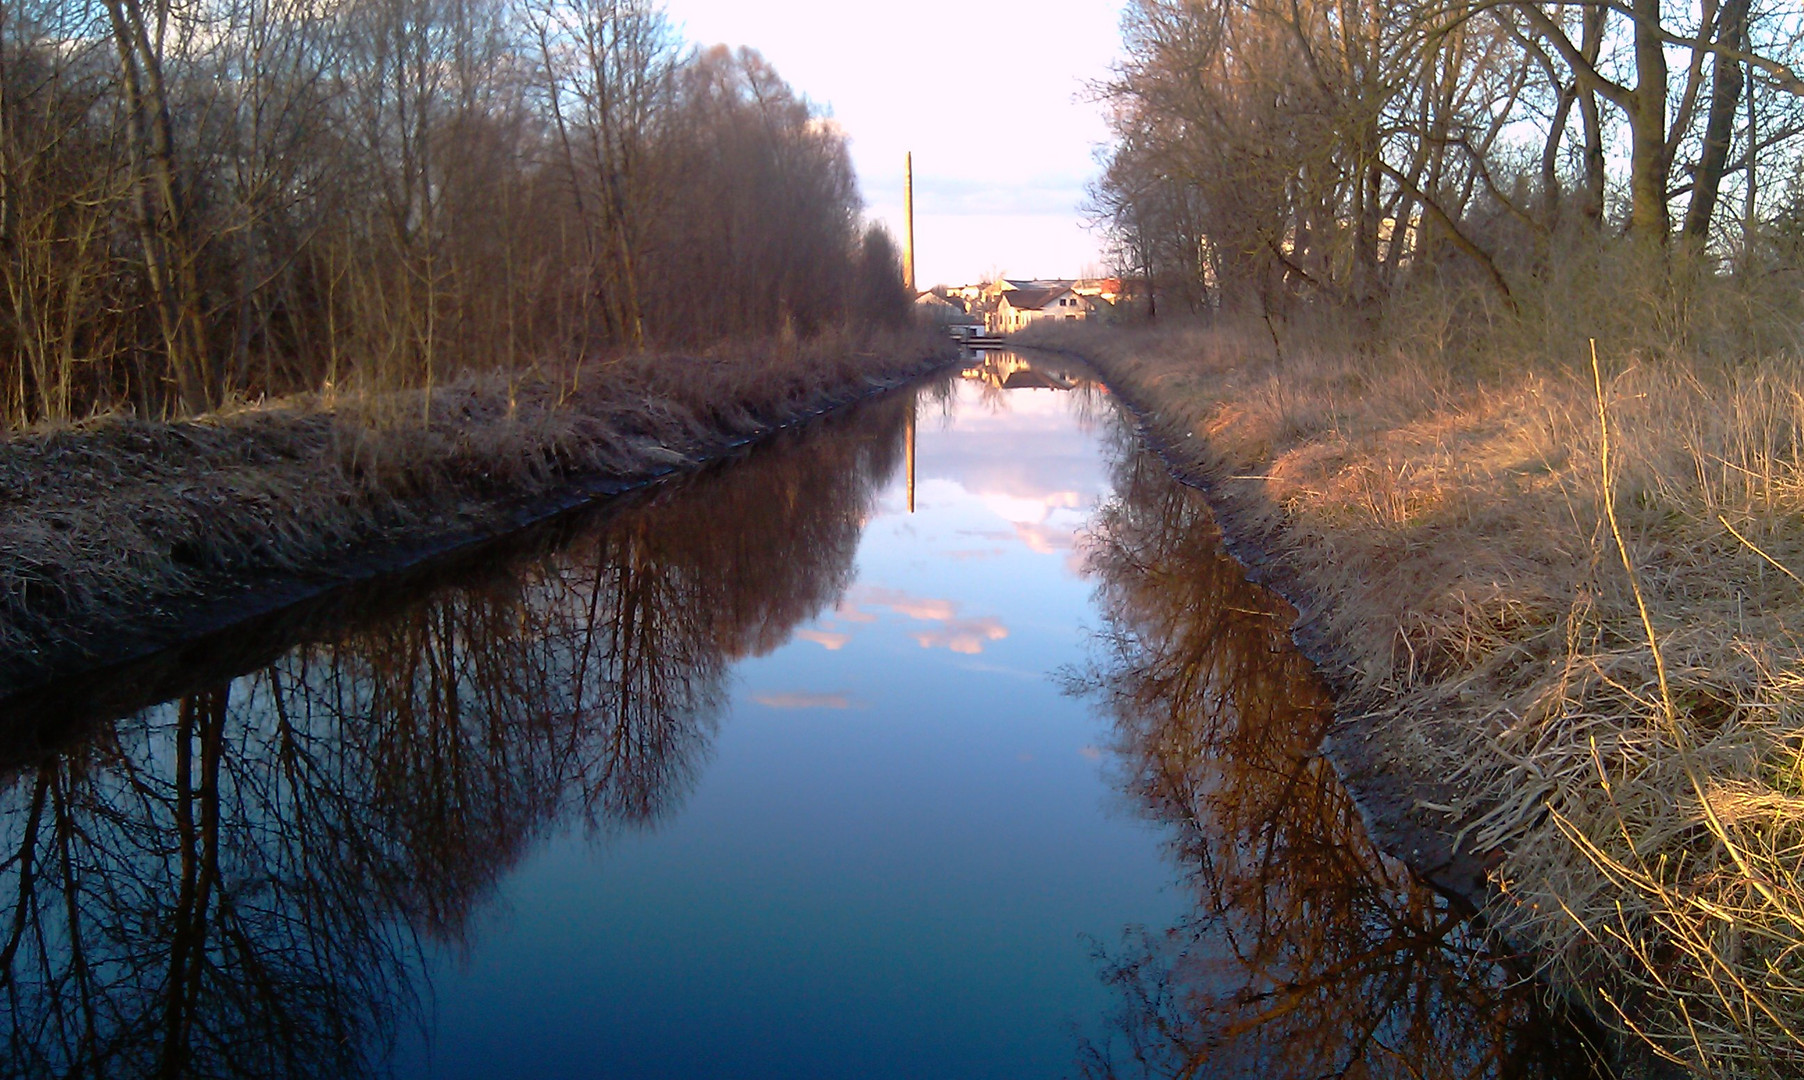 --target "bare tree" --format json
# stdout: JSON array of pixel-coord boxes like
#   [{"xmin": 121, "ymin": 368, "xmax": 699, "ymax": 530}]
[
  {"xmin": 0, "ymin": 0, "xmax": 906, "ymax": 429},
  {"xmin": 1093, "ymin": 0, "xmax": 1804, "ymax": 320}
]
